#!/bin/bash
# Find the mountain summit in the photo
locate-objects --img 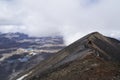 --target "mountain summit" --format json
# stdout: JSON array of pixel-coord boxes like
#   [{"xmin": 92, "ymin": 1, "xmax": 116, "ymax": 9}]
[{"xmin": 14, "ymin": 32, "xmax": 120, "ymax": 80}]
